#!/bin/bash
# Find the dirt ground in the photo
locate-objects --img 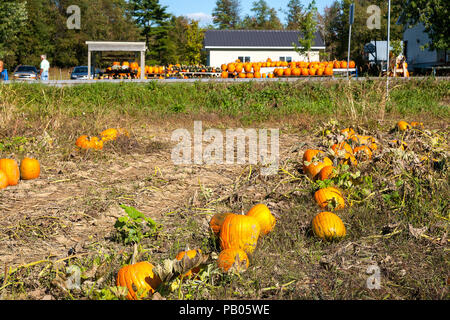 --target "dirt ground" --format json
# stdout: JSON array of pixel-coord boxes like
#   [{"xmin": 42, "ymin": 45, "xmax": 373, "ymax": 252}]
[{"xmin": 0, "ymin": 122, "xmax": 299, "ymax": 268}]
